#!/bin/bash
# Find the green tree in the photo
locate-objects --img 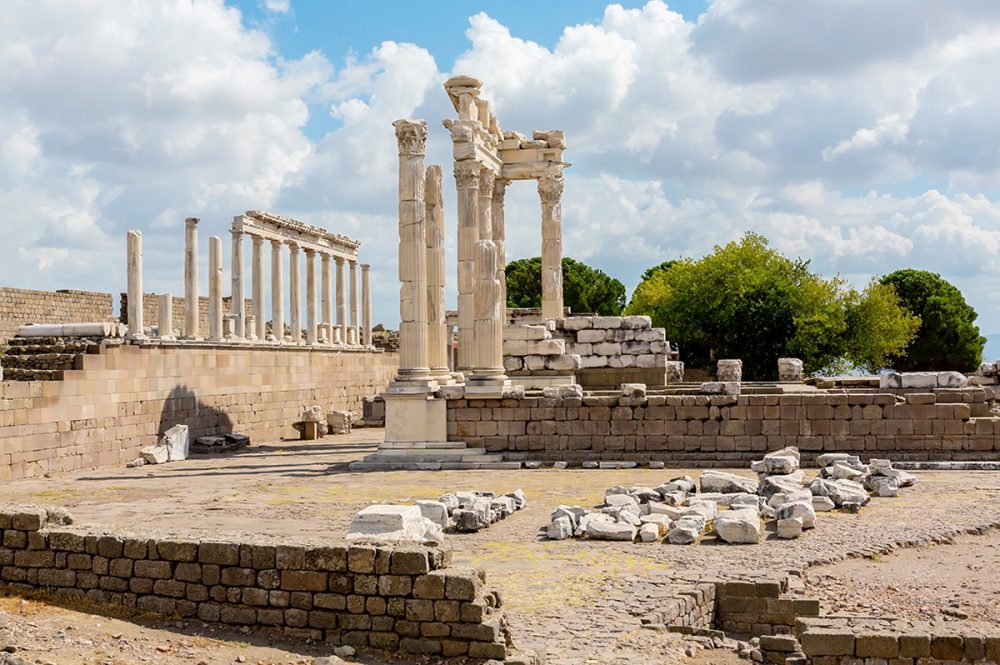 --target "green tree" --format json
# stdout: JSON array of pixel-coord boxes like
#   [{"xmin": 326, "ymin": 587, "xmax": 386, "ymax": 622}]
[
  {"xmin": 506, "ymin": 257, "xmax": 626, "ymax": 316},
  {"xmin": 879, "ymin": 269, "xmax": 985, "ymax": 371},
  {"xmin": 624, "ymin": 234, "xmax": 919, "ymax": 379}
]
